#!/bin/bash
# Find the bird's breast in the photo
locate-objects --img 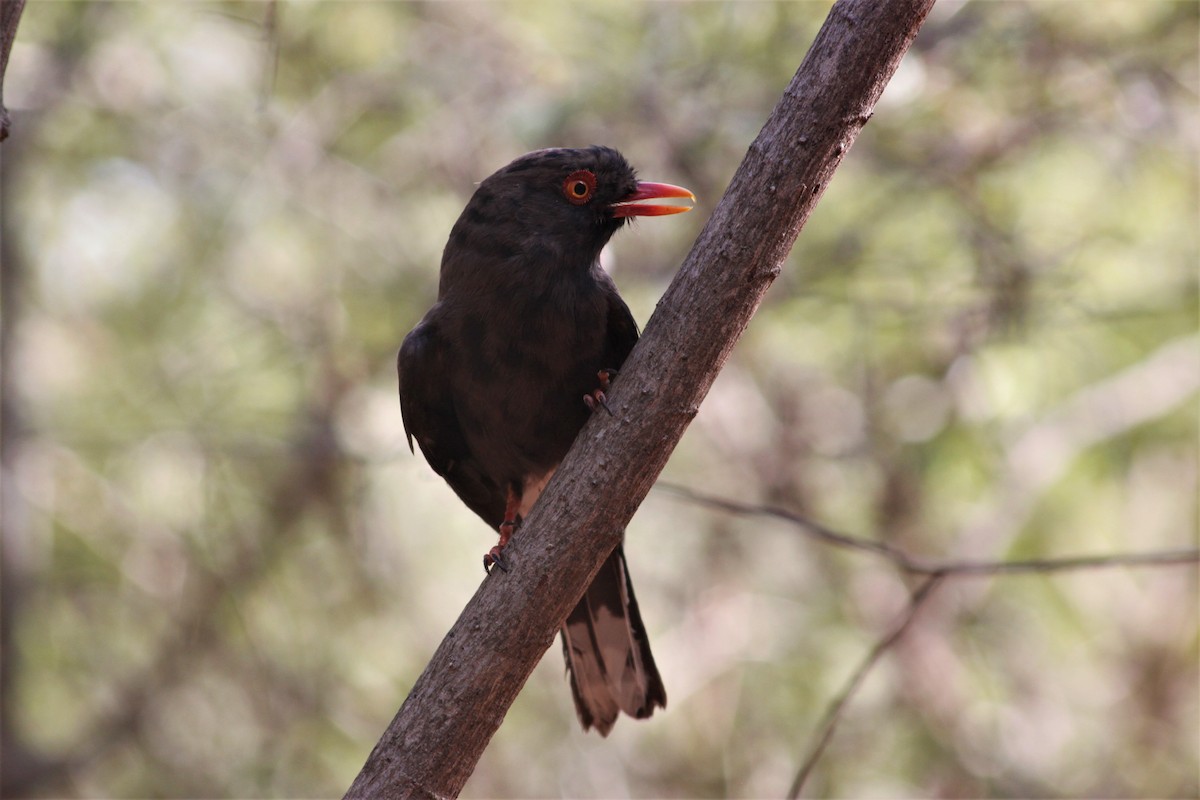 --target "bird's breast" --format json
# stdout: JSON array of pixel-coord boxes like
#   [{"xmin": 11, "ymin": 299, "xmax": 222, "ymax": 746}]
[{"xmin": 447, "ymin": 282, "xmax": 611, "ymax": 483}]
